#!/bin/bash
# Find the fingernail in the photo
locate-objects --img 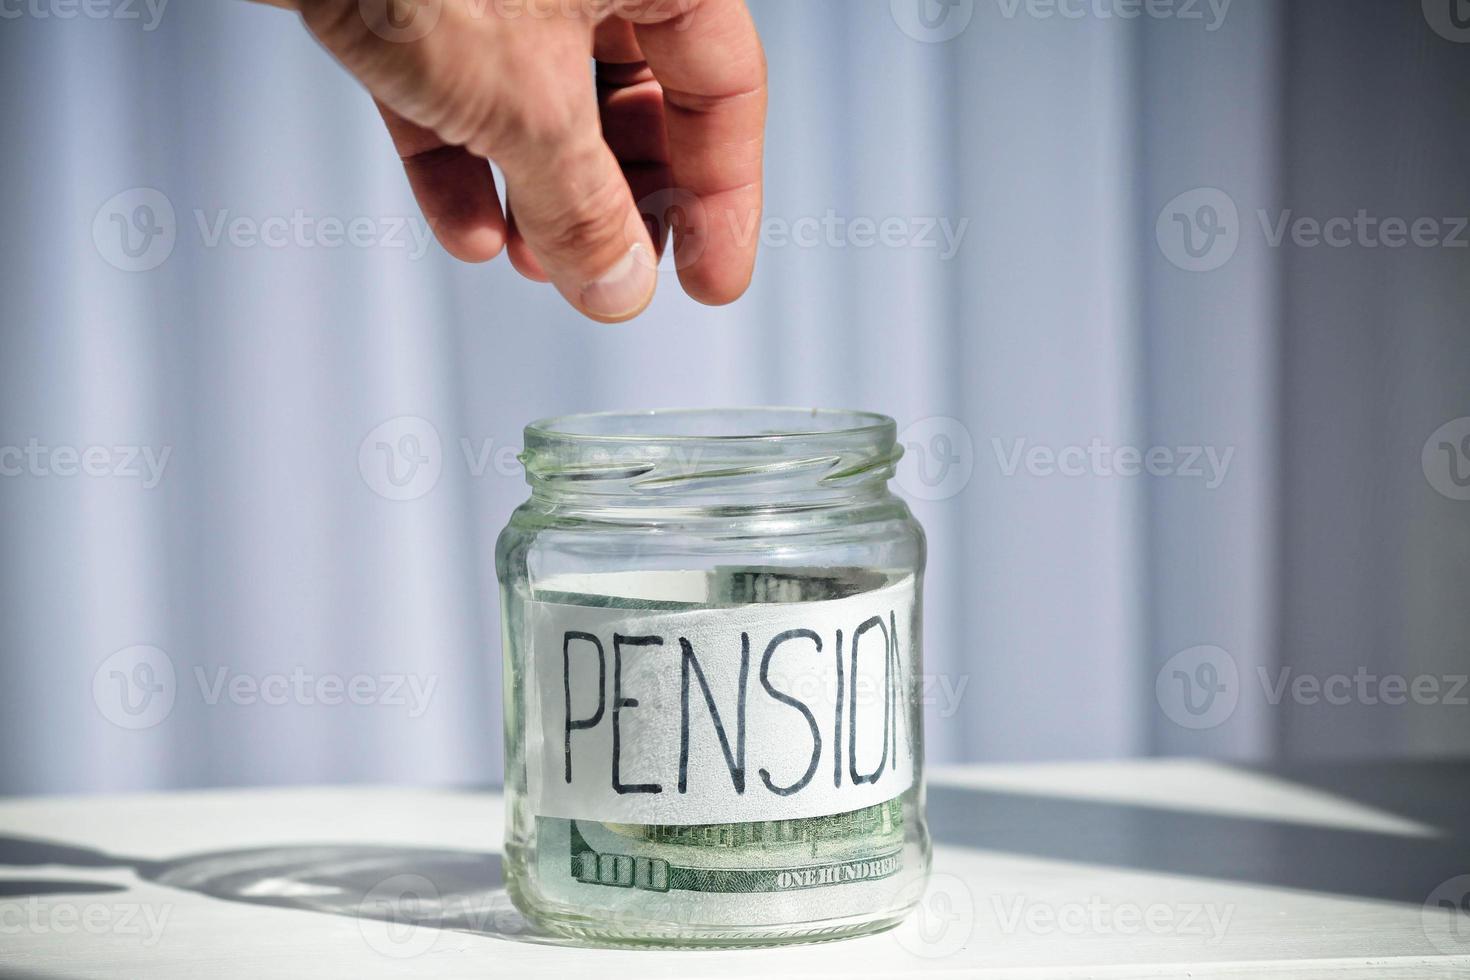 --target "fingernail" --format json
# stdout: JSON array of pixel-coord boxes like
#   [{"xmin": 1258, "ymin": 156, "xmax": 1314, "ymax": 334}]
[{"xmin": 580, "ymin": 244, "xmax": 656, "ymax": 321}]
